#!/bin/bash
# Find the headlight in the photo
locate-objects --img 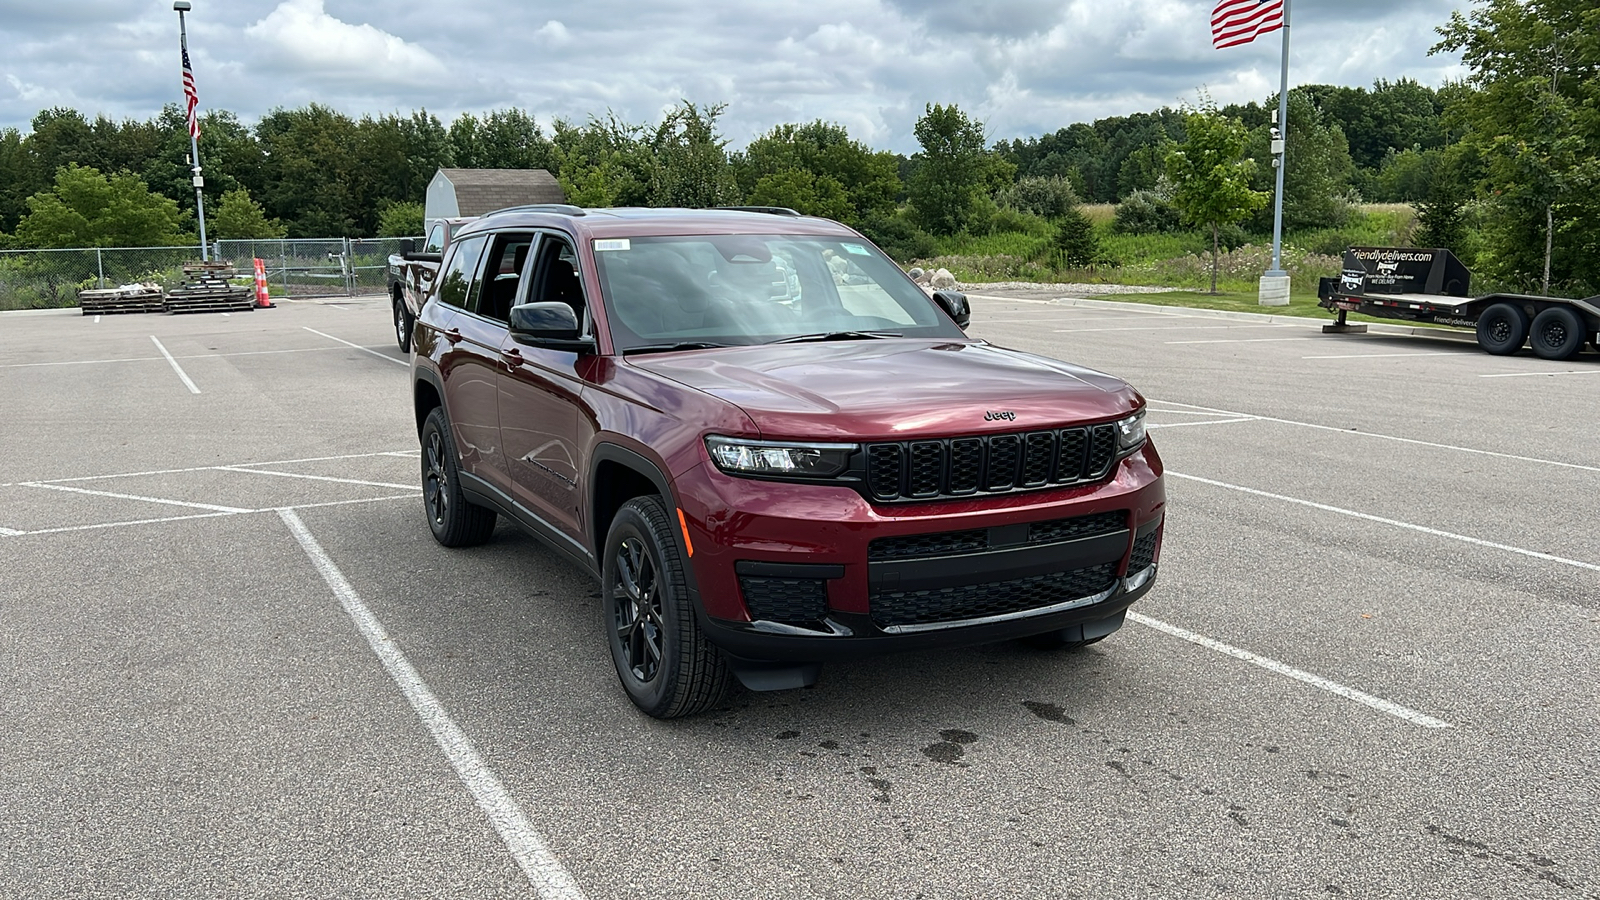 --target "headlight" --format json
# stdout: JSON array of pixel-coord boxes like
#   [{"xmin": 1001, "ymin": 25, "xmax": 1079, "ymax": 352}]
[
  {"xmin": 1114, "ymin": 409, "xmax": 1146, "ymax": 451},
  {"xmin": 705, "ymin": 436, "xmax": 857, "ymax": 478}
]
